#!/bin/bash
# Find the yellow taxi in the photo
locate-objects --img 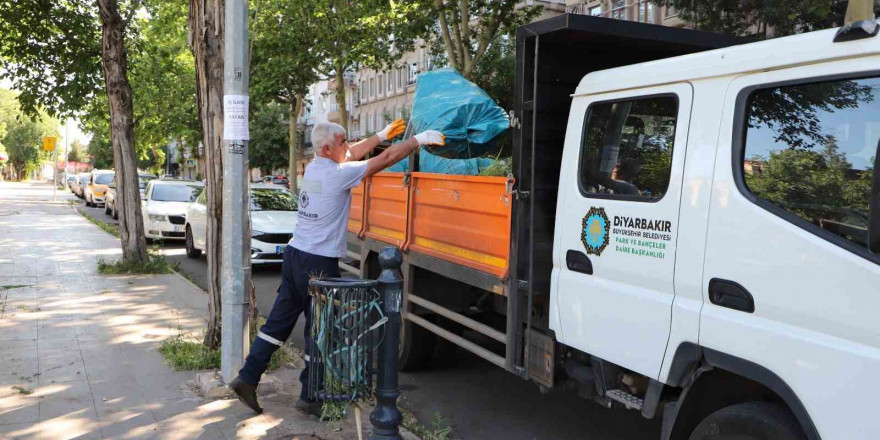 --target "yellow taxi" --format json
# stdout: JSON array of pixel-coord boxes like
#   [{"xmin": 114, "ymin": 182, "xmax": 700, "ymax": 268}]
[{"xmin": 85, "ymin": 170, "xmax": 115, "ymax": 207}]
